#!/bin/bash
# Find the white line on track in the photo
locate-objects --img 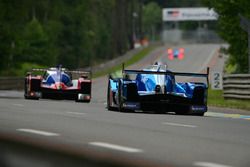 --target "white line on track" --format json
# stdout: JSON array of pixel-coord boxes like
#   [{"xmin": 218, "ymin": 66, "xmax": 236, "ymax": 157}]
[
  {"xmin": 162, "ymin": 122, "xmax": 197, "ymax": 128},
  {"xmin": 66, "ymin": 112, "xmax": 86, "ymax": 116},
  {"xmin": 193, "ymin": 162, "xmax": 233, "ymax": 167},
  {"xmin": 13, "ymin": 104, "xmax": 24, "ymax": 107},
  {"xmin": 17, "ymin": 129, "xmax": 60, "ymax": 136},
  {"xmin": 89, "ymin": 142, "xmax": 143, "ymax": 153}
]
